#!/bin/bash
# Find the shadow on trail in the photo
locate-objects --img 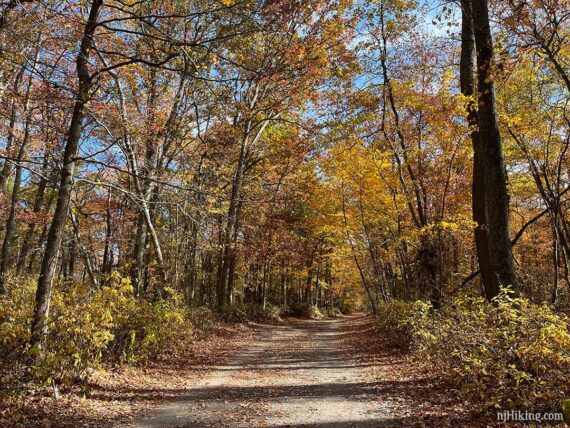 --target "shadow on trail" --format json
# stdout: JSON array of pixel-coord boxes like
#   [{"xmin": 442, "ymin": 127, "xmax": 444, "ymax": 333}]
[
  {"xmin": 88, "ymin": 378, "xmax": 427, "ymax": 403},
  {"xmin": 71, "ymin": 316, "xmax": 483, "ymax": 427}
]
